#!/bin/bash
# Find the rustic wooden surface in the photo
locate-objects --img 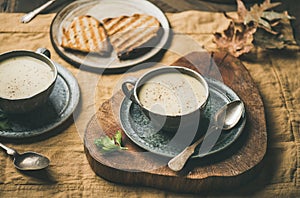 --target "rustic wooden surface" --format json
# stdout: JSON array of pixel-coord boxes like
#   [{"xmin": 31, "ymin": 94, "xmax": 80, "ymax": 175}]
[
  {"xmin": 1, "ymin": 0, "xmax": 299, "ymax": 44},
  {"xmin": 84, "ymin": 51, "xmax": 267, "ymax": 193}
]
